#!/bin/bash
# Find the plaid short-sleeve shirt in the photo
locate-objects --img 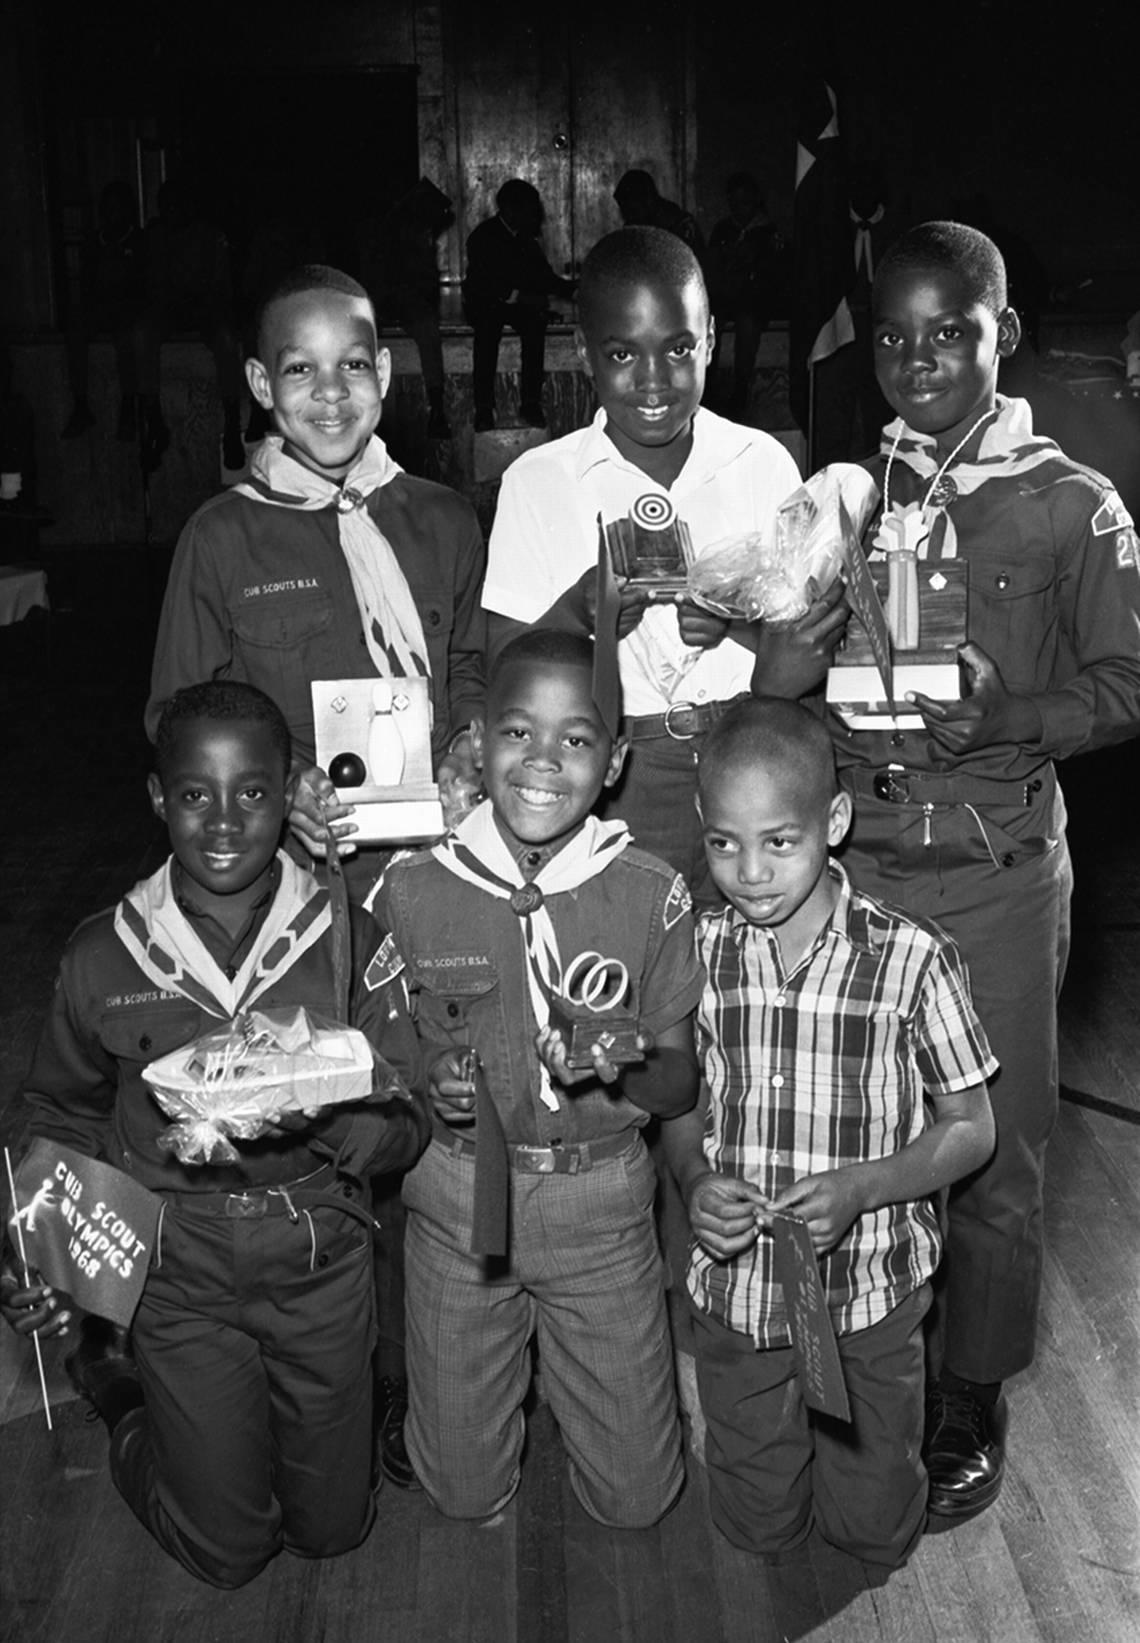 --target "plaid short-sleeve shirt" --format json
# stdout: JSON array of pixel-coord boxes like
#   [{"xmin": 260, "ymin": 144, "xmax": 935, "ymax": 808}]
[{"xmin": 689, "ymin": 865, "xmax": 998, "ymax": 1345}]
